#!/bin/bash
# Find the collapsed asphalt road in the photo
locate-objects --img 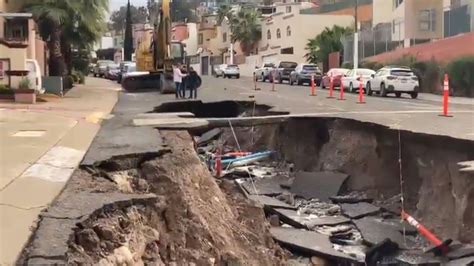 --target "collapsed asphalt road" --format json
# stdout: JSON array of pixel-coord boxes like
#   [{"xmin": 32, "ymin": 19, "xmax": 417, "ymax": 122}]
[{"xmin": 18, "ymin": 85, "xmax": 474, "ymax": 265}]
